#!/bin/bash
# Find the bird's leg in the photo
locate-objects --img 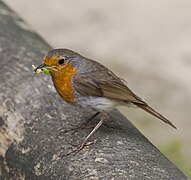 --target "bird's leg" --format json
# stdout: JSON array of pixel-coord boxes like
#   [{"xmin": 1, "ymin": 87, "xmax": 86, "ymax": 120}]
[
  {"xmin": 66, "ymin": 112, "xmax": 107, "ymax": 156},
  {"xmin": 59, "ymin": 112, "xmax": 100, "ymax": 134},
  {"xmin": 72, "ymin": 112, "xmax": 100, "ymax": 133}
]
